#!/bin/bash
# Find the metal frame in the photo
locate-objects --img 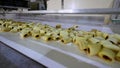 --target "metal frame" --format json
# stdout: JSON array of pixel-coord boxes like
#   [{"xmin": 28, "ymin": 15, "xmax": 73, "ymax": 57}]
[
  {"xmin": 111, "ymin": 0, "xmax": 120, "ymax": 20},
  {"xmin": 0, "ymin": 8, "xmax": 120, "ymax": 14},
  {"xmin": 0, "ymin": 6, "xmax": 30, "ymax": 9},
  {"xmin": 61, "ymin": 0, "xmax": 64, "ymax": 9}
]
